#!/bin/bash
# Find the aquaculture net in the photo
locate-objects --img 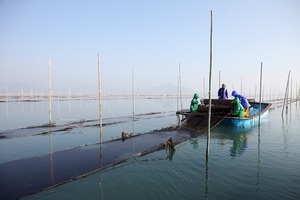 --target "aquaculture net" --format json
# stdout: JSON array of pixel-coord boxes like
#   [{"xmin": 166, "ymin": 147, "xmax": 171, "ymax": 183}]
[{"xmin": 179, "ymin": 99, "xmax": 233, "ymax": 133}]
